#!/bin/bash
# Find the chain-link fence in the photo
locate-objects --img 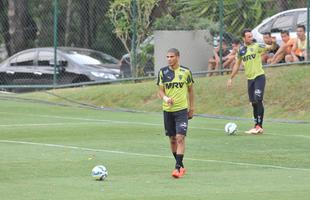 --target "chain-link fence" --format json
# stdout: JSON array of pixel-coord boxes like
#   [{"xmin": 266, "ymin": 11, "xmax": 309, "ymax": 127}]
[
  {"xmin": 0, "ymin": 0, "xmax": 309, "ymax": 91},
  {"xmin": 211, "ymin": 0, "xmax": 310, "ymax": 76}
]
